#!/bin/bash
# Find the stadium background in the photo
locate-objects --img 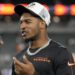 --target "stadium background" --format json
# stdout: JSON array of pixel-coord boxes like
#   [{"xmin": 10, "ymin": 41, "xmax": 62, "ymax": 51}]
[{"xmin": 0, "ymin": 0, "xmax": 75, "ymax": 75}]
